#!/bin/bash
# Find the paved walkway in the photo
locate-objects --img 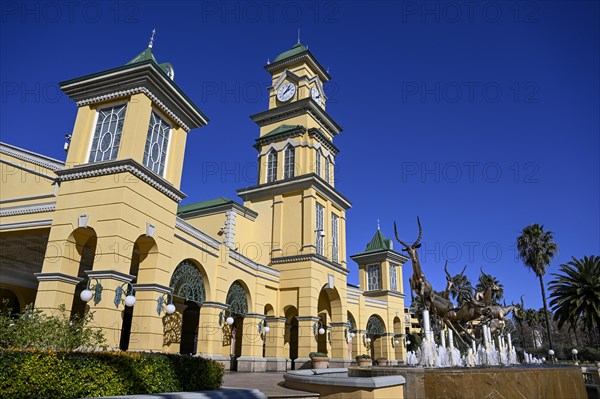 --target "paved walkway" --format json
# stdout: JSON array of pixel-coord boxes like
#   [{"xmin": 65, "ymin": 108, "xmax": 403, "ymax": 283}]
[{"xmin": 222, "ymin": 372, "xmax": 319, "ymax": 399}]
